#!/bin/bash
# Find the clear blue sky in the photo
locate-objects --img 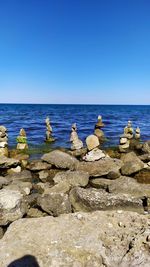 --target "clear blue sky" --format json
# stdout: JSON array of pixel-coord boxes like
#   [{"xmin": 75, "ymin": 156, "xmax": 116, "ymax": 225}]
[{"xmin": 0, "ymin": 0, "xmax": 150, "ymax": 104}]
